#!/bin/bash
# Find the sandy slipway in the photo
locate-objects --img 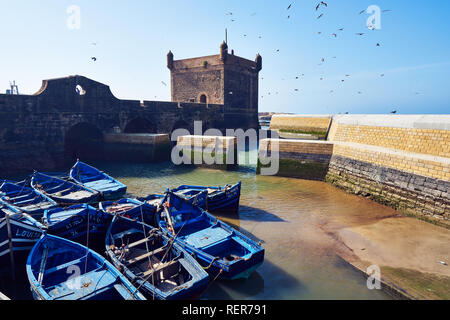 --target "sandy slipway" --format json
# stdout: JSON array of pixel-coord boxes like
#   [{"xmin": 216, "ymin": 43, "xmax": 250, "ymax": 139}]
[{"xmin": 322, "ymin": 204, "xmax": 450, "ymax": 300}]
